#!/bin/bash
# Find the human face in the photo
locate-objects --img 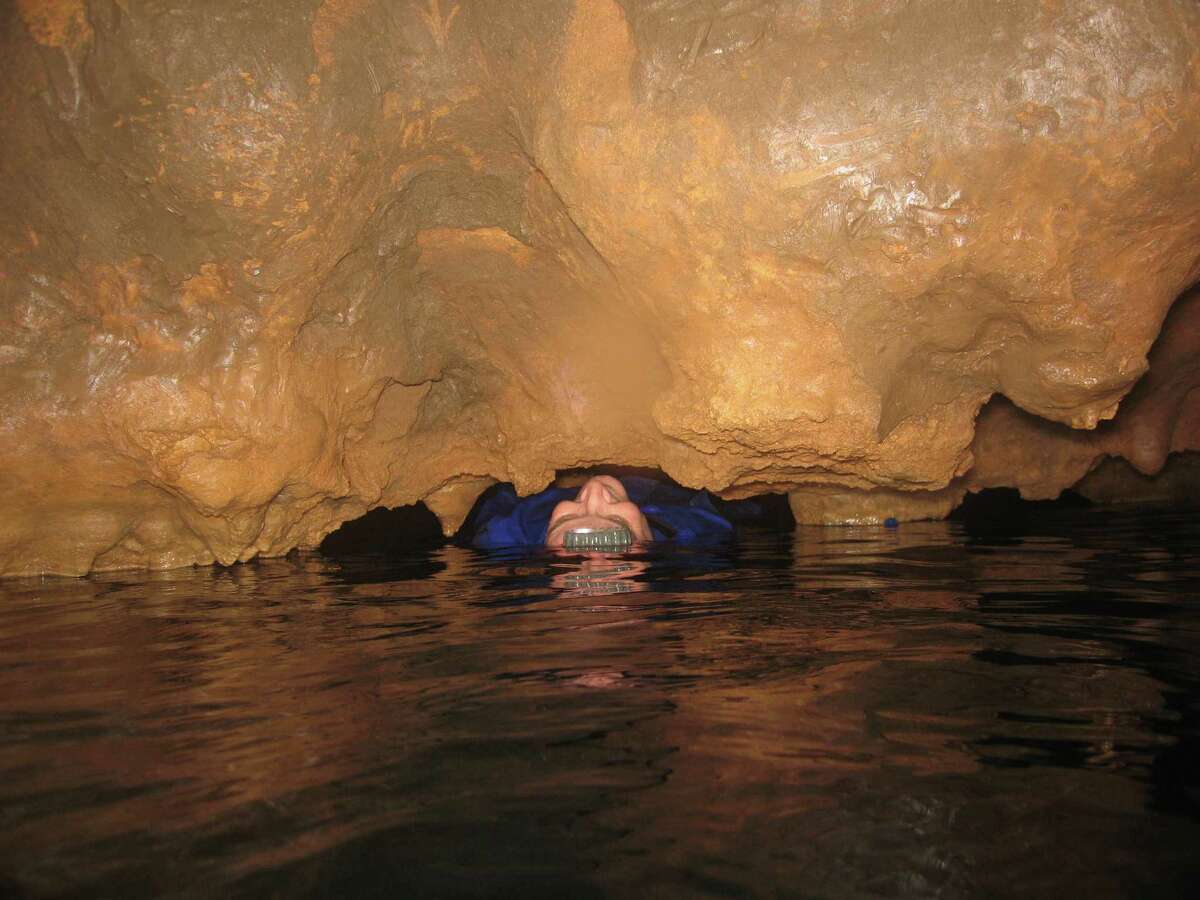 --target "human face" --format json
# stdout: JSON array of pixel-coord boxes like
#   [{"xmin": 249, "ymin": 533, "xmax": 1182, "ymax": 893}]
[{"xmin": 545, "ymin": 475, "xmax": 653, "ymax": 548}]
